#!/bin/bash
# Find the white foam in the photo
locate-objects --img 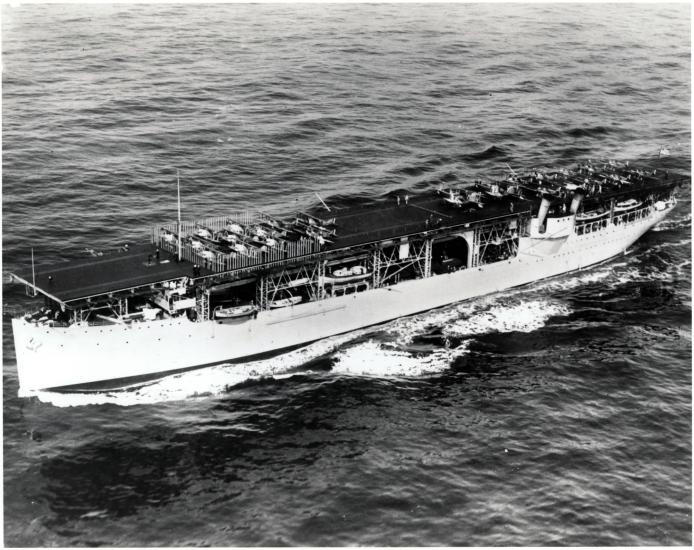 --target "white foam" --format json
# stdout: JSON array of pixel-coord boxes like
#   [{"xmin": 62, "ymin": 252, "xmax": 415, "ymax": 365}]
[
  {"xmin": 510, "ymin": 248, "xmax": 681, "ymax": 294},
  {"xmin": 443, "ymin": 300, "xmax": 572, "ymax": 338},
  {"xmin": 652, "ymin": 212, "xmax": 691, "ymax": 232},
  {"xmin": 524, "ymin": 264, "xmax": 616, "ymax": 294},
  {"xmin": 32, "ymin": 328, "xmax": 370, "ymax": 407},
  {"xmin": 383, "ymin": 302, "xmax": 474, "ymax": 344},
  {"xmin": 674, "ymin": 259, "xmax": 692, "ymax": 274},
  {"xmin": 331, "ymin": 298, "xmax": 571, "ymax": 380},
  {"xmin": 651, "ymin": 238, "xmax": 692, "ymax": 251},
  {"xmin": 330, "ymin": 340, "xmax": 468, "ymax": 378}
]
